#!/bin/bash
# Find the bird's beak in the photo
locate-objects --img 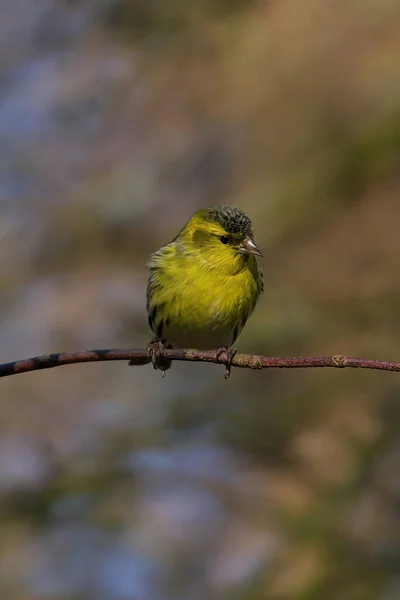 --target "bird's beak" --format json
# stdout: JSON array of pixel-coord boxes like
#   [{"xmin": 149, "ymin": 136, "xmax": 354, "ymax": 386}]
[{"xmin": 239, "ymin": 236, "xmax": 264, "ymax": 257}]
